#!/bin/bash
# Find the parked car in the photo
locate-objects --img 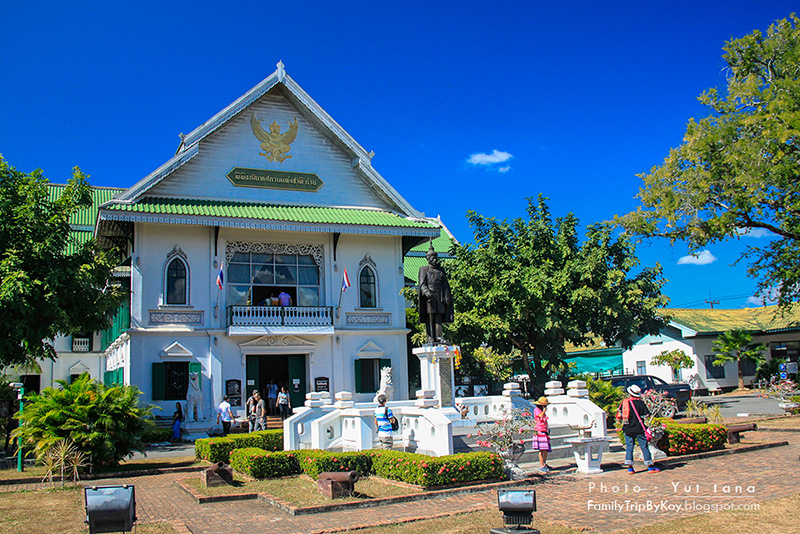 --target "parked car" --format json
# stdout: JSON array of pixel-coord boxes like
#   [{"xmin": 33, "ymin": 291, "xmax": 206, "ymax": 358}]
[{"xmin": 608, "ymin": 375, "xmax": 692, "ymax": 416}]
